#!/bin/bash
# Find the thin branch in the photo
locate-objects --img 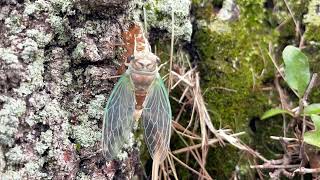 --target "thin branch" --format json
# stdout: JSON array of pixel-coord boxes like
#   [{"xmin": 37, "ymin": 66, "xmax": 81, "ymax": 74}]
[
  {"xmin": 250, "ymin": 164, "xmax": 300, "ymax": 169},
  {"xmin": 293, "ymin": 167, "xmax": 320, "ymax": 175},
  {"xmin": 283, "ymin": 0, "xmax": 302, "ymax": 37}
]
